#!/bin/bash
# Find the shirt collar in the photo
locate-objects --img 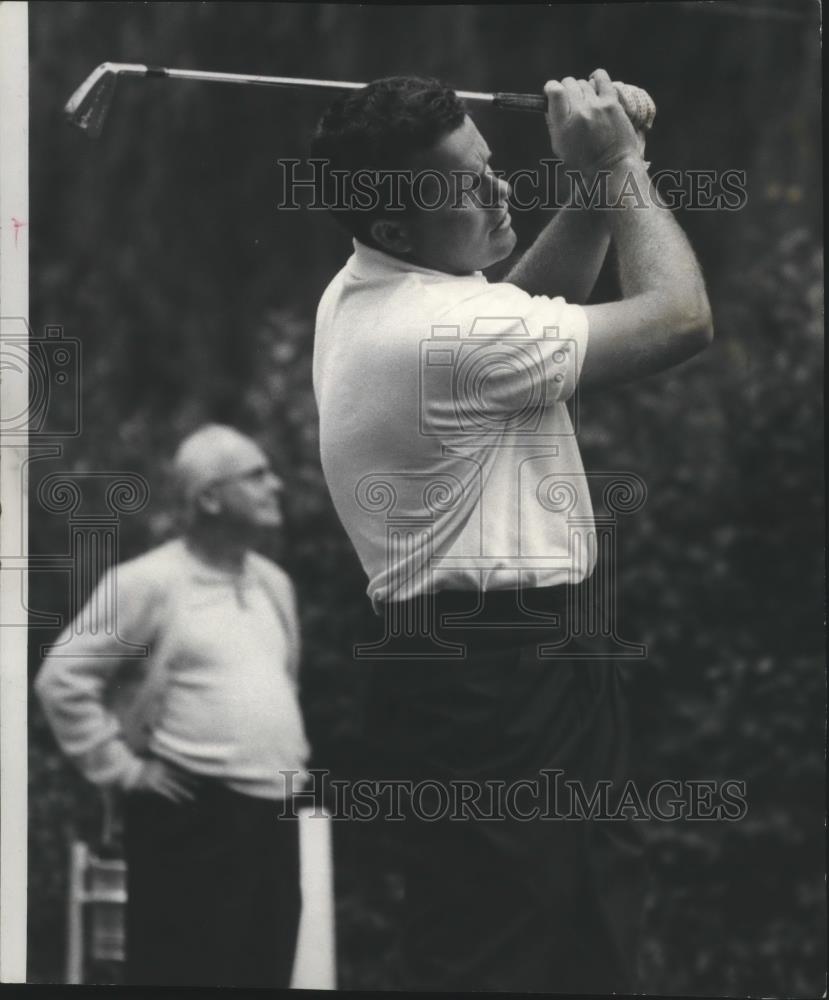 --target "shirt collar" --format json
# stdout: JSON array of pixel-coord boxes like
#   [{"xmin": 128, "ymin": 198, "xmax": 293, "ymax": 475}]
[
  {"xmin": 178, "ymin": 537, "xmax": 250, "ymax": 582},
  {"xmin": 348, "ymin": 239, "xmax": 484, "ymax": 282}
]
